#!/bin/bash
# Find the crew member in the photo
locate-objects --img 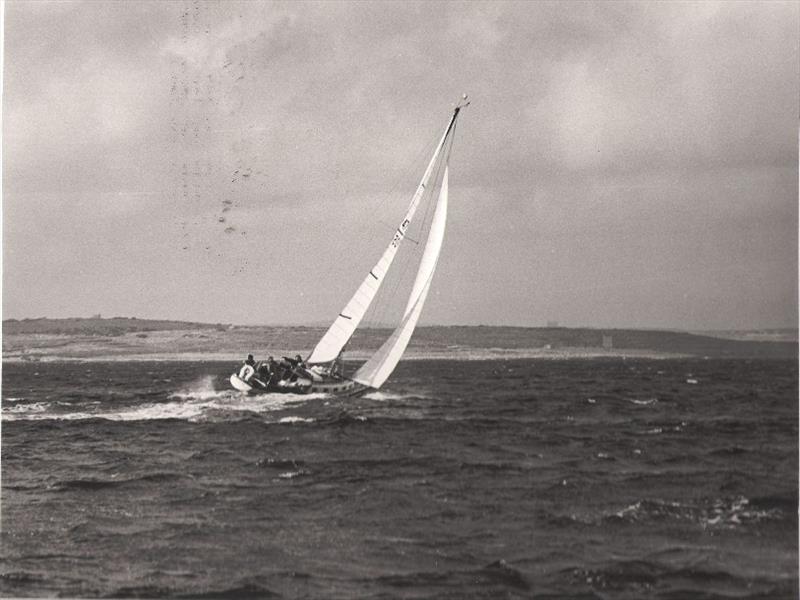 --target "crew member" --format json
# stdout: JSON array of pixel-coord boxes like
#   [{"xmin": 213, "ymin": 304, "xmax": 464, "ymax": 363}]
[{"xmin": 238, "ymin": 354, "xmax": 256, "ymax": 381}]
